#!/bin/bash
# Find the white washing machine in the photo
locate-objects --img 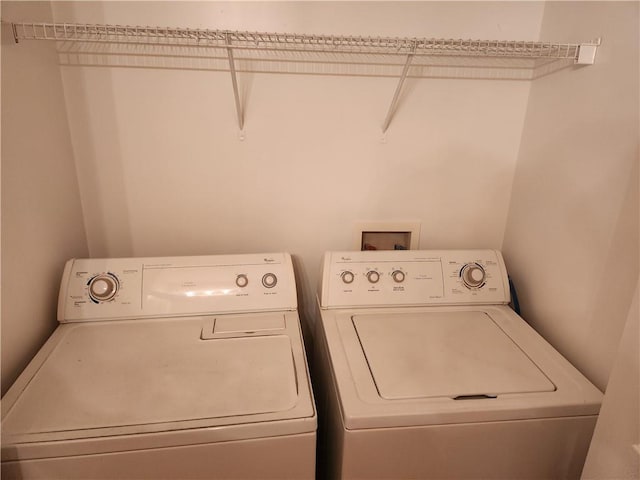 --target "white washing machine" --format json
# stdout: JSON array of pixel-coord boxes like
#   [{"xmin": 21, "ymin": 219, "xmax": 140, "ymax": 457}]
[
  {"xmin": 314, "ymin": 249, "xmax": 602, "ymax": 479},
  {"xmin": 2, "ymin": 253, "xmax": 316, "ymax": 479}
]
